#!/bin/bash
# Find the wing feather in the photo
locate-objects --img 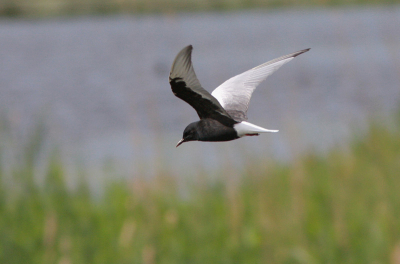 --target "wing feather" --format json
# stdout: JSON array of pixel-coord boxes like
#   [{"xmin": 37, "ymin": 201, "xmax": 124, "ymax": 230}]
[
  {"xmin": 211, "ymin": 49, "xmax": 310, "ymax": 122},
  {"xmin": 169, "ymin": 45, "xmax": 237, "ymax": 125},
  {"xmin": 169, "ymin": 45, "xmax": 237, "ymax": 126}
]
